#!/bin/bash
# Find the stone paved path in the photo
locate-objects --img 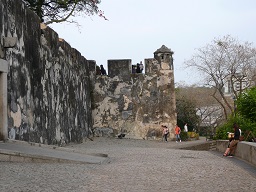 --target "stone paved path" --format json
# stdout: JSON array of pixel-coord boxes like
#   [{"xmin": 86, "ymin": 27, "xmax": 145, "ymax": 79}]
[{"xmin": 0, "ymin": 137, "xmax": 255, "ymax": 192}]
